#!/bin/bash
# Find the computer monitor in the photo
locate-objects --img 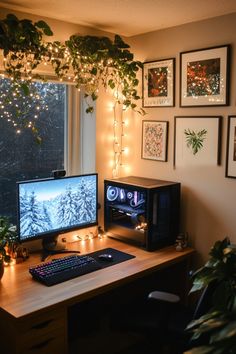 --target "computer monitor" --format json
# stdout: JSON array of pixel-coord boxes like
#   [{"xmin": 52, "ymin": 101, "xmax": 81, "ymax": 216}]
[{"xmin": 17, "ymin": 173, "xmax": 98, "ymax": 258}]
